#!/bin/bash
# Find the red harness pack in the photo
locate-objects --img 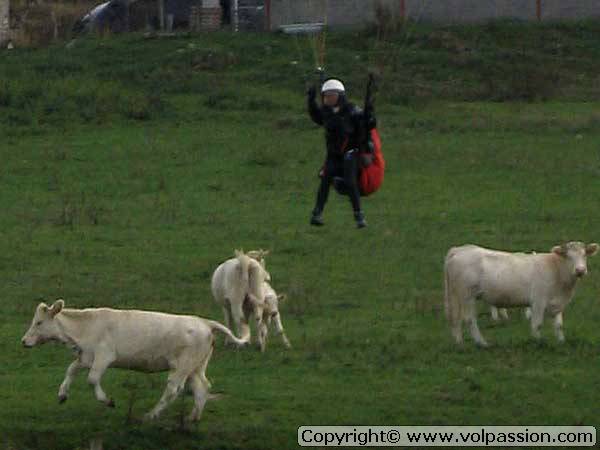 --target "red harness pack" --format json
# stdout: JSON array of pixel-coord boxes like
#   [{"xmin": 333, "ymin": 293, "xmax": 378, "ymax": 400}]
[
  {"xmin": 318, "ymin": 128, "xmax": 385, "ymax": 197},
  {"xmin": 358, "ymin": 128, "xmax": 385, "ymax": 196}
]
